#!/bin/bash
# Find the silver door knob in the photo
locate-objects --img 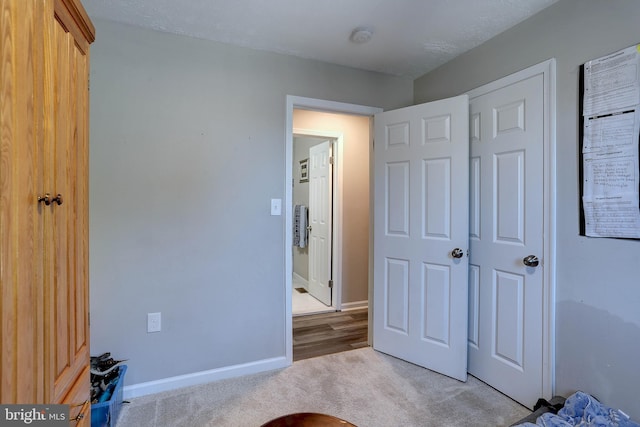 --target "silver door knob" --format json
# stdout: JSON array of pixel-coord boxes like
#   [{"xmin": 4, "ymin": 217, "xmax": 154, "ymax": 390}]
[
  {"xmin": 523, "ymin": 255, "xmax": 539, "ymax": 267},
  {"xmin": 451, "ymin": 248, "xmax": 464, "ymax": 259}
]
